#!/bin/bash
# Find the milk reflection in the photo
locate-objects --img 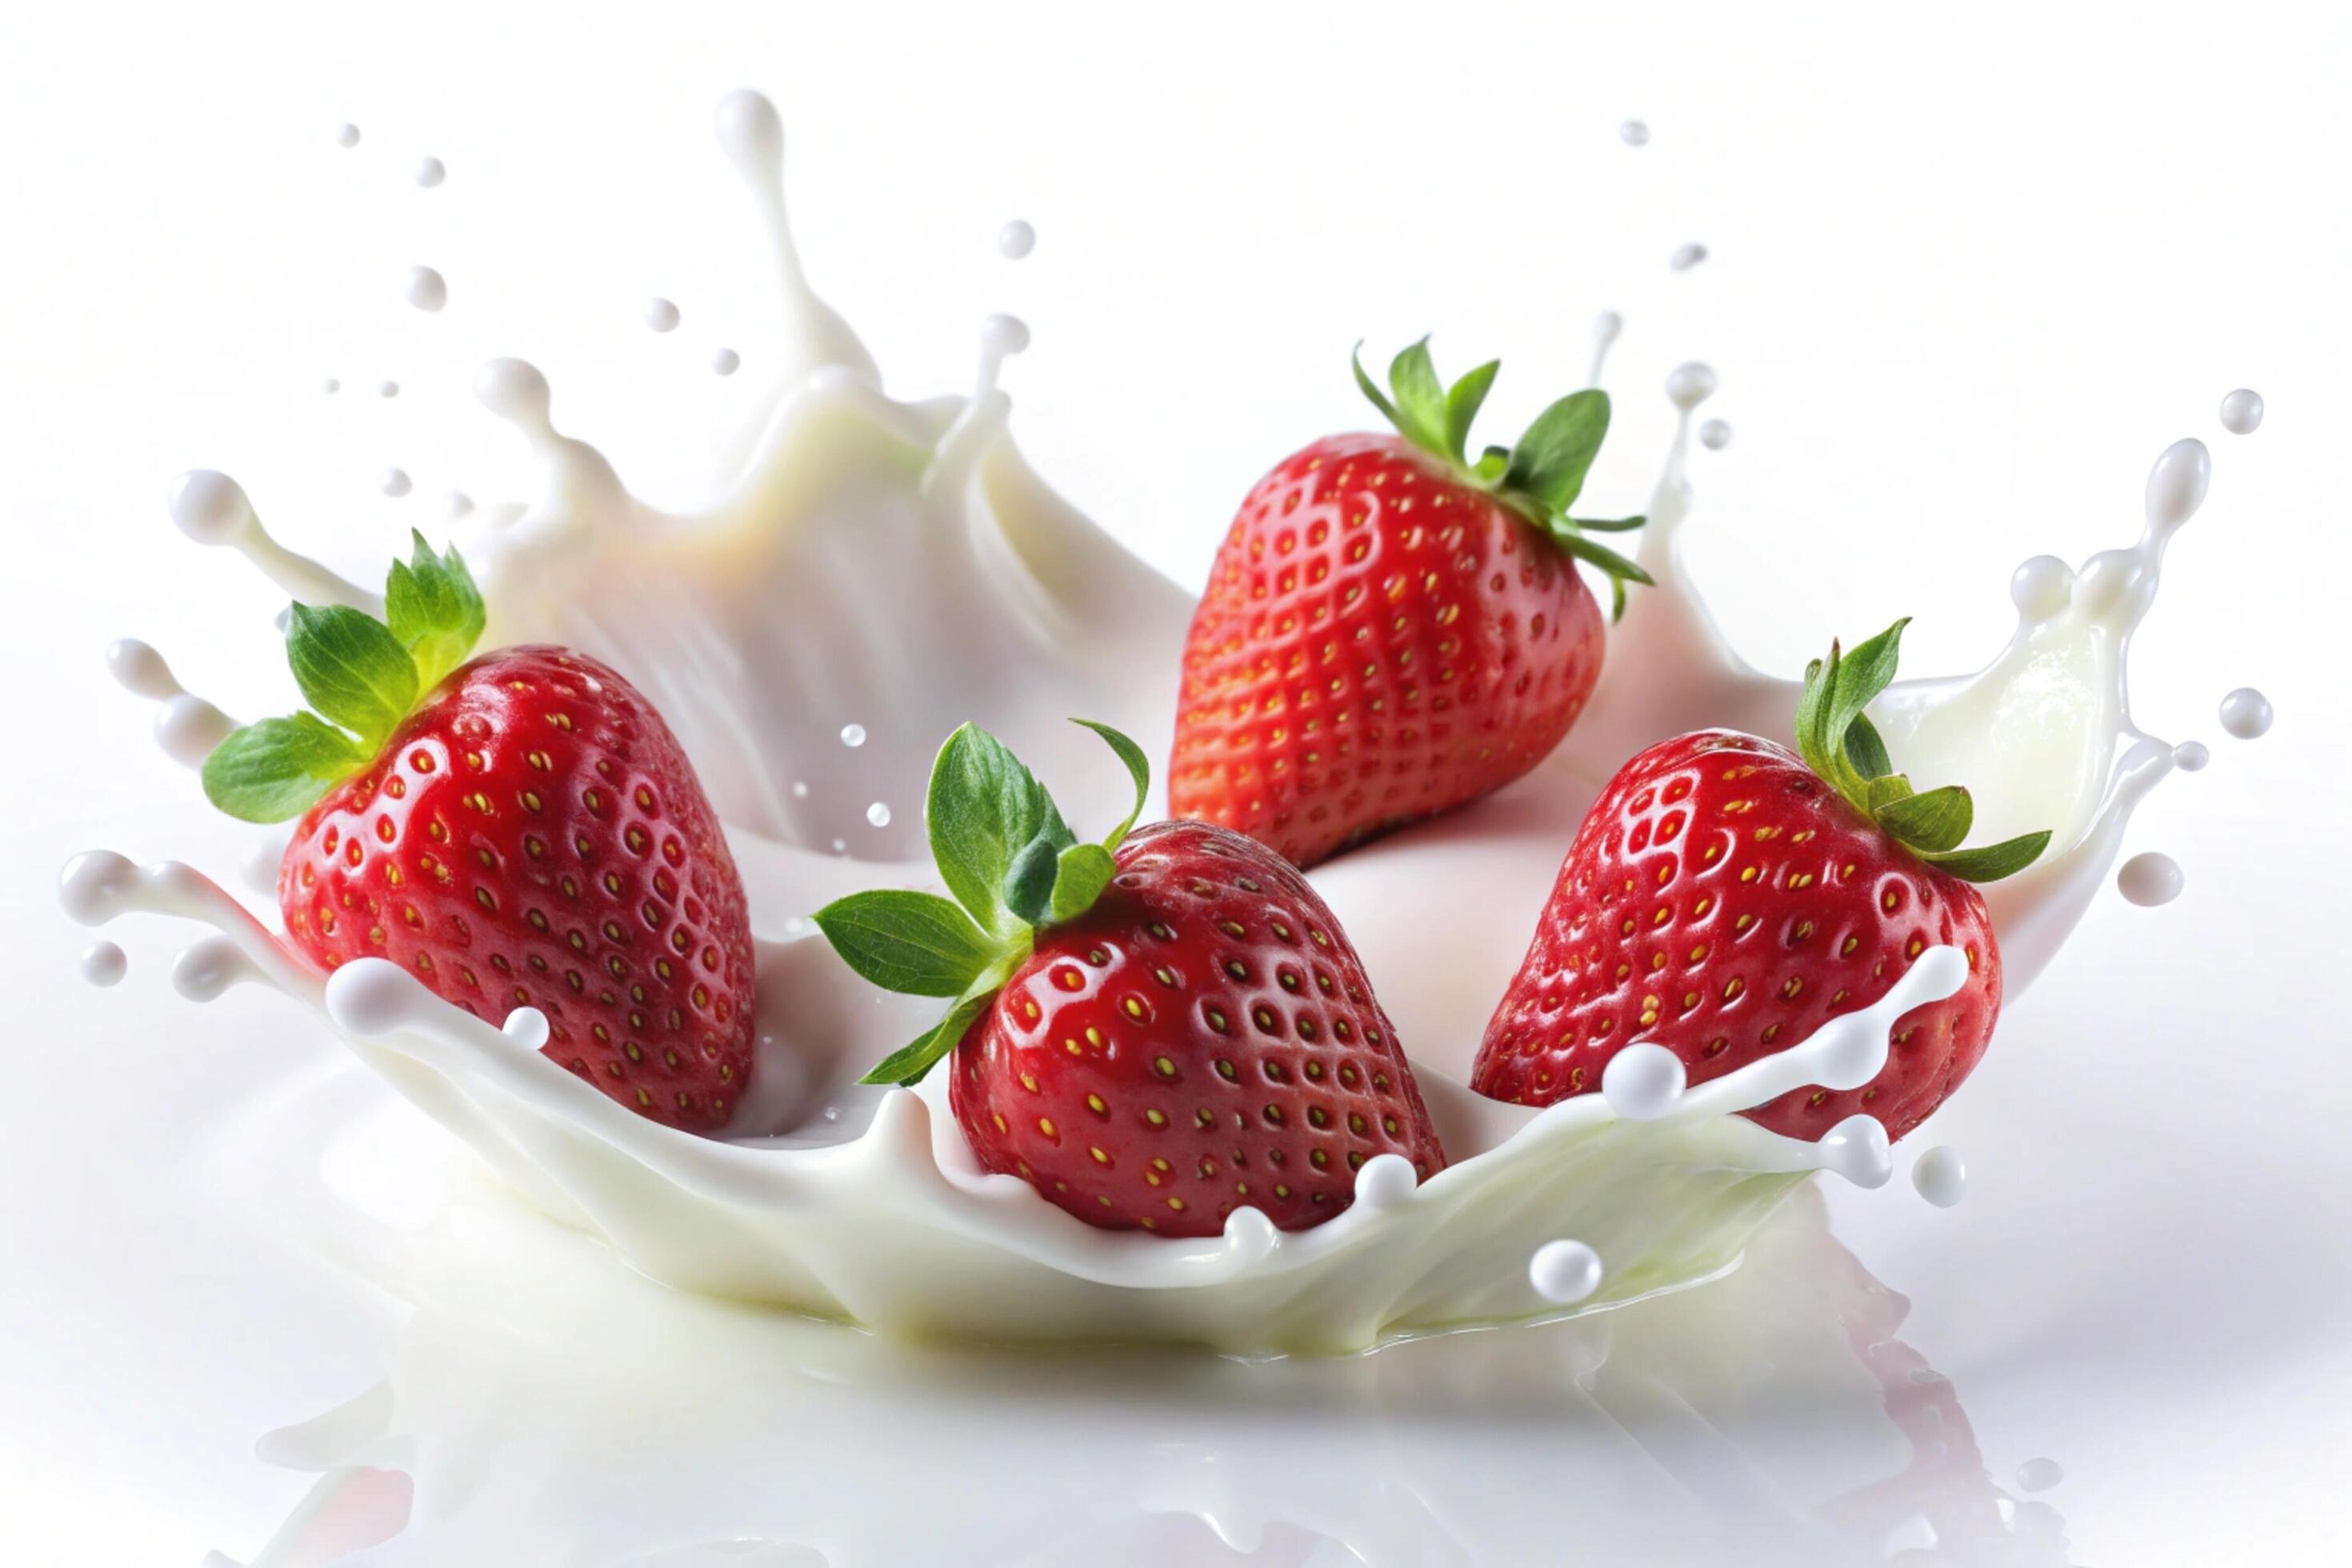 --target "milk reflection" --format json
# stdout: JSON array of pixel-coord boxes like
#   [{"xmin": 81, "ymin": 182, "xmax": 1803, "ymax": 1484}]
[{"xmin": 214, "ymin": 1171, "xmax": 2070, "ymax": 1566}]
